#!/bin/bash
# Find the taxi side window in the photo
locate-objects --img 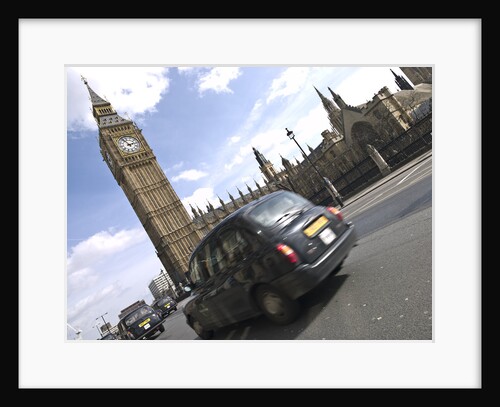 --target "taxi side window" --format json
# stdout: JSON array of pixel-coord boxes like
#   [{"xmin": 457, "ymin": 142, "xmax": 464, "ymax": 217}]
[
  {"xmin": 203, "ymin": 239, "xmax": 223, "ymax": 277},
  {"xmin": 219, "ymin": 228, "xmax": 251, "ymax": 268},
  {"xmin": 241, "ymin": 228, "xmax": 263, "ymax": 252},
  {"xmin": 189, "ymin": 251, "xmax": 206, "ymax": 284}
]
